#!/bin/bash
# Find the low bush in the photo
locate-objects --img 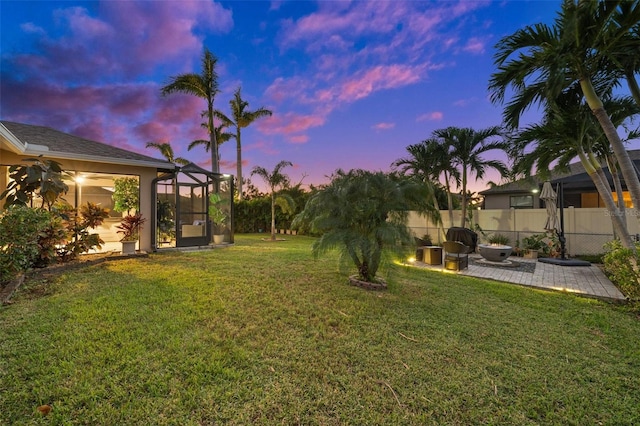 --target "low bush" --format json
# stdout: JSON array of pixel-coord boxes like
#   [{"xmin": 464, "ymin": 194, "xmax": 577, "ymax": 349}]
[
  {"xmin": 0, "ymin": 206, "xmax": 52, "ymax": 284},
  {"xmin": 602, "ymin": 240, "xmax": 640, "ymax": 301}
]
